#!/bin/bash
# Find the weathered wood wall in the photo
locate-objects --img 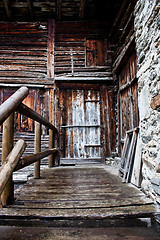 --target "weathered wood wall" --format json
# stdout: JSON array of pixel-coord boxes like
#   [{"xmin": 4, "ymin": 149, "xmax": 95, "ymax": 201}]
[
  {"xmin": 54, "ymin": 21, "xmax": 112, "ymax": 80},
  {"xmin": 109, "ymin": 0, "xmax": 139, "ymax": 154},
  {"xmin": 0, "ymin": 22, "xmax": 49, "ymax": 85},
  {"xmin": 0, "ymin": 19, "xmax": 117, "ymax": 163},
  {"xmin": 110, "ymin": 0, "xmax": 137, "ymax": 72}
]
